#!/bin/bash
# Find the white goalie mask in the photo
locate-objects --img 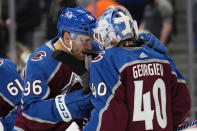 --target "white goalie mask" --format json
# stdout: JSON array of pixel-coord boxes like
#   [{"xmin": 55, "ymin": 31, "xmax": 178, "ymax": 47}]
[{"xmin": 93, "ymin": 6, "xmax": 138, "ymax": 49}]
